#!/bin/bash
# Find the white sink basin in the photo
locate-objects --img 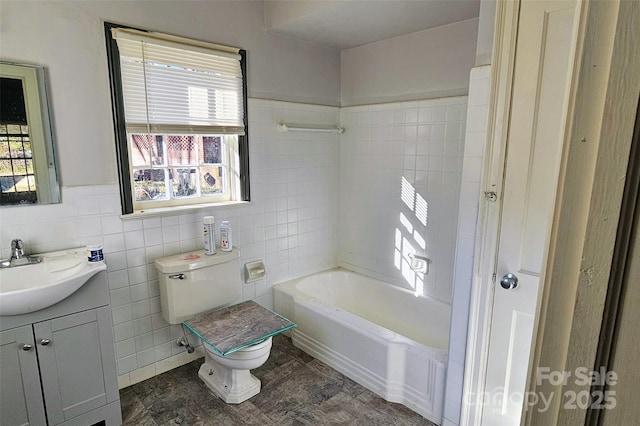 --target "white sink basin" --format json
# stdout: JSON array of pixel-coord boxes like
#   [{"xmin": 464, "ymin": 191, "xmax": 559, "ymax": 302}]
[{"xmin": 0, "ymin": 248, "xmax": 106, "ymax": 316}]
